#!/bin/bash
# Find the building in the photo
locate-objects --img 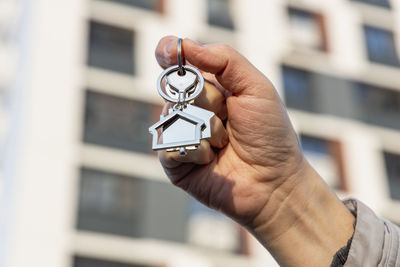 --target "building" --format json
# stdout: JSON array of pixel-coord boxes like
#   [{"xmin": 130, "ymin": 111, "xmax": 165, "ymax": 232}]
[{"xmin": 0, "ymin": 0, "xmax": 399, "ymax": 266}]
